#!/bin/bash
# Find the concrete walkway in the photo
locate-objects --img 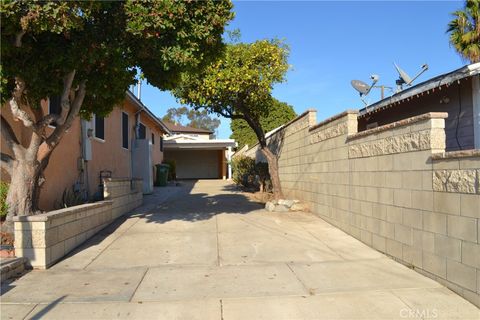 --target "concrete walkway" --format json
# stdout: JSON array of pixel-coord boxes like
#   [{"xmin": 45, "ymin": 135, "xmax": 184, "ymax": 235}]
[{"xmin": 1, "ymin": 180, "xmax": 478, "ymax": 319}]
